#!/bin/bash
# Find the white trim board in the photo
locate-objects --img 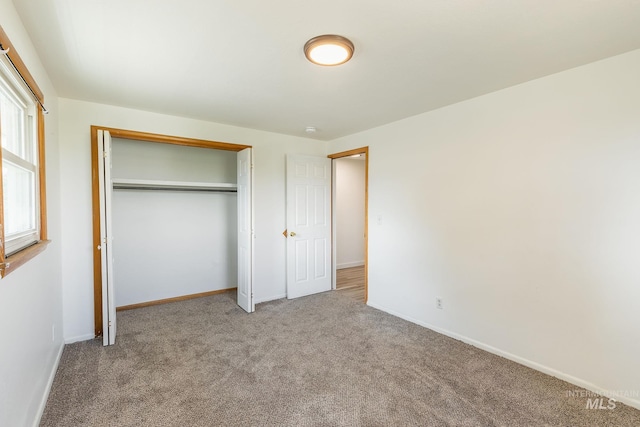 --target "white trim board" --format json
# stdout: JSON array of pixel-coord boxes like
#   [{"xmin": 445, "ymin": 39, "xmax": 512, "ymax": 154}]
[{"xmin": 367, "ymin": 301, "xmax": 640, "ymax": 411}]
